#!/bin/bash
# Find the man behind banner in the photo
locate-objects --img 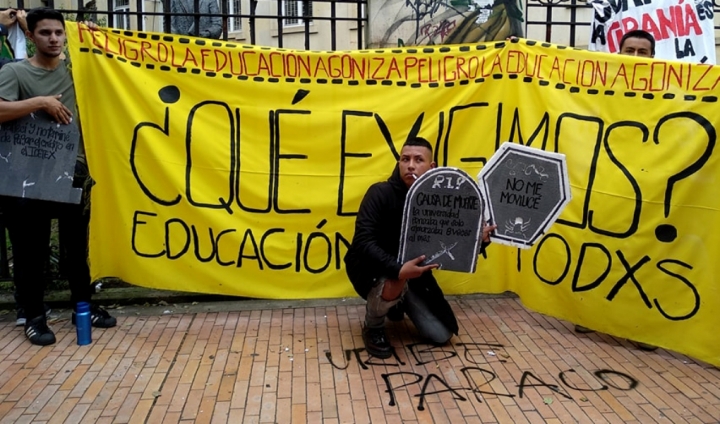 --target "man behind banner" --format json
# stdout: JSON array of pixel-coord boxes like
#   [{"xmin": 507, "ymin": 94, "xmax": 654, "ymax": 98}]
[
  {"xmin": 170, "ymin": 0, "xmax": 222, "ymax": 39},
  {"xmin": 617, "ymin": 29, "xmax": 654, "ymax": 58},
  {"xmin": 0, "ymin": 8, "xmax": 116, "ymax": 346},
  {"xmin": 573, "ymin": 29, "xmax": 657, "ymax": 351},
  {"xmin": 344, "ymin": 137, "xmax": 495, "ymax": 358}
]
